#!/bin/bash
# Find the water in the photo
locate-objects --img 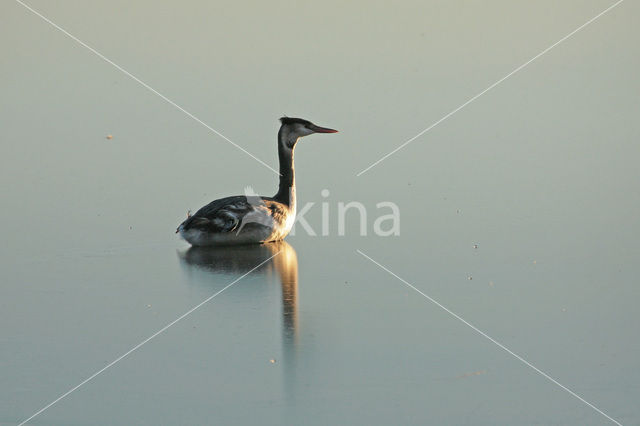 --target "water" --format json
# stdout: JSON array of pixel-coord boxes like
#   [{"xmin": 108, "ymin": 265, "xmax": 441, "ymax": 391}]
[{"xmin": 2, "ymin": 0, "xmax": 639, "ymax": 424}]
